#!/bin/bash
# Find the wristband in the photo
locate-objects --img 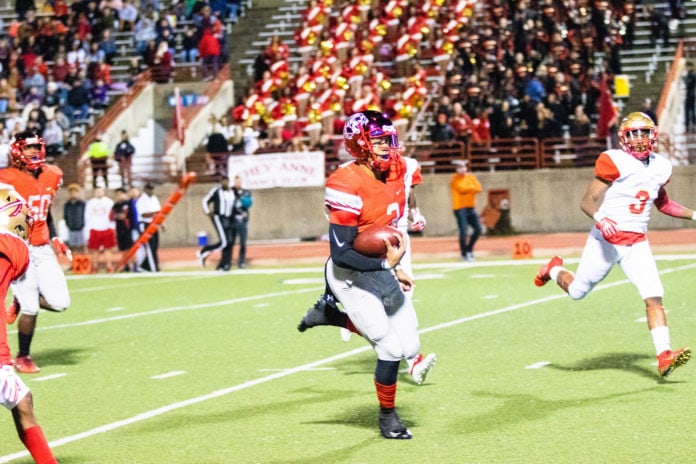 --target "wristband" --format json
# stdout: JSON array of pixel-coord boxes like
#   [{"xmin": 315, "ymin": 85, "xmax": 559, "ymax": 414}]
[
  {"xmin": 592, "ymin": 212, "xmax": 604, "ymax": 222},
  {"xmin": 381, "ymin": 259, "xmax": 392, "ymax": 270},
  {"xmin": 692, "ymin": 211, "xmax": 696, "ymax": 221}
]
